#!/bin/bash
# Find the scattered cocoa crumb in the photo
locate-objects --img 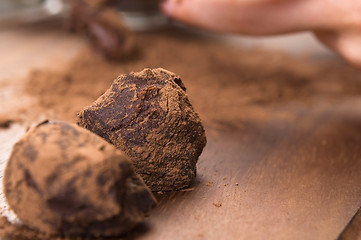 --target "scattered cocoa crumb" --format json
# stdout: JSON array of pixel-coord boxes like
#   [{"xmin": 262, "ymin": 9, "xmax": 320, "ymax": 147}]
[
  {"xmin": 213, "ymin": 202, "xmax": 222, "ymax": 208},
  {"xmin": 180, "ymin": 188, "xmax": 195, "ymax": 192},
  {"xmin": 206, "ymin": 181, "xmax": 214, "ymax": 187},
  {"xmin": 77, "ymin": 68, "xmax": 207, "ymax": 191},
  {"xmin": 4, "ymin": 121, "xmax": 156, "ymax": 237},
  {"xmin": 235, "ymin": 183, "xmax": 239, "ymax": 186}
]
